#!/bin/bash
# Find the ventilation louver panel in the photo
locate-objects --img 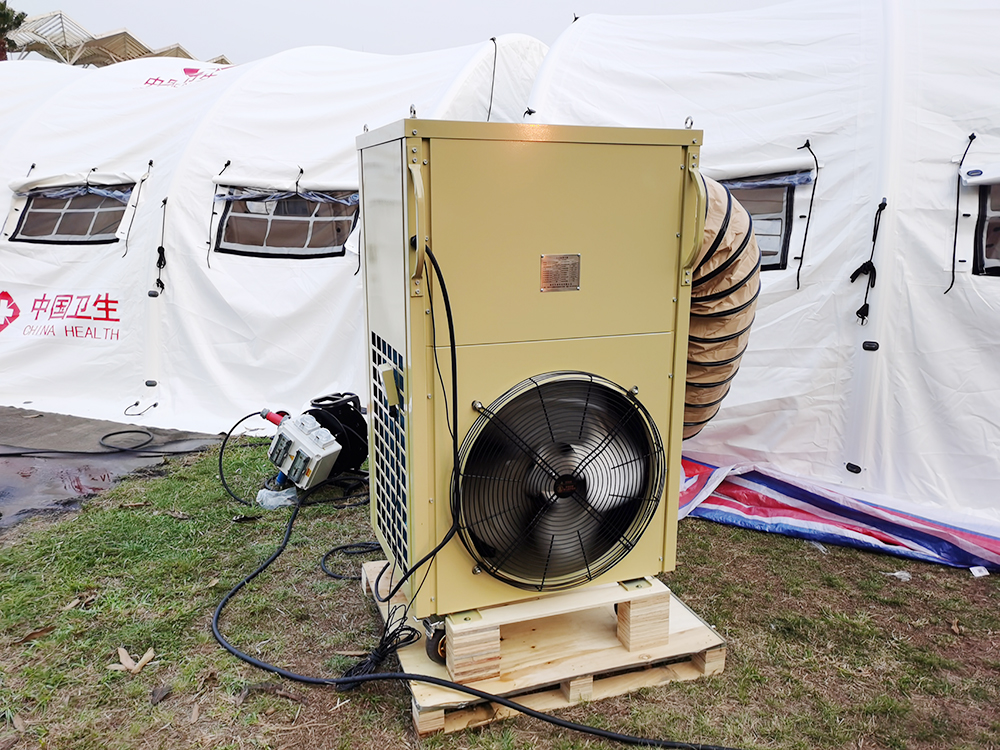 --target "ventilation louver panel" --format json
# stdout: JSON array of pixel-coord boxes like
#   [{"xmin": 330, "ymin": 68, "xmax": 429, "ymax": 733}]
[
  {"xmin": 370, "ymin": 332, "xmax": 408, "ymax": 570},
  {"xmin": 457, "ymin": 372, "xmax": 666, "ymax": 592}
]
